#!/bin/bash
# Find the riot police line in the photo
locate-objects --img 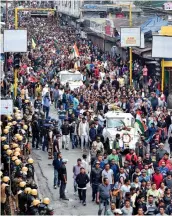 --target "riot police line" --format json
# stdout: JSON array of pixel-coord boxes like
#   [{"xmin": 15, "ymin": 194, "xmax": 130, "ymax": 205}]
[{"xmin": 1, "ymin": 99, "xmax": 54, "ymax": 215}]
